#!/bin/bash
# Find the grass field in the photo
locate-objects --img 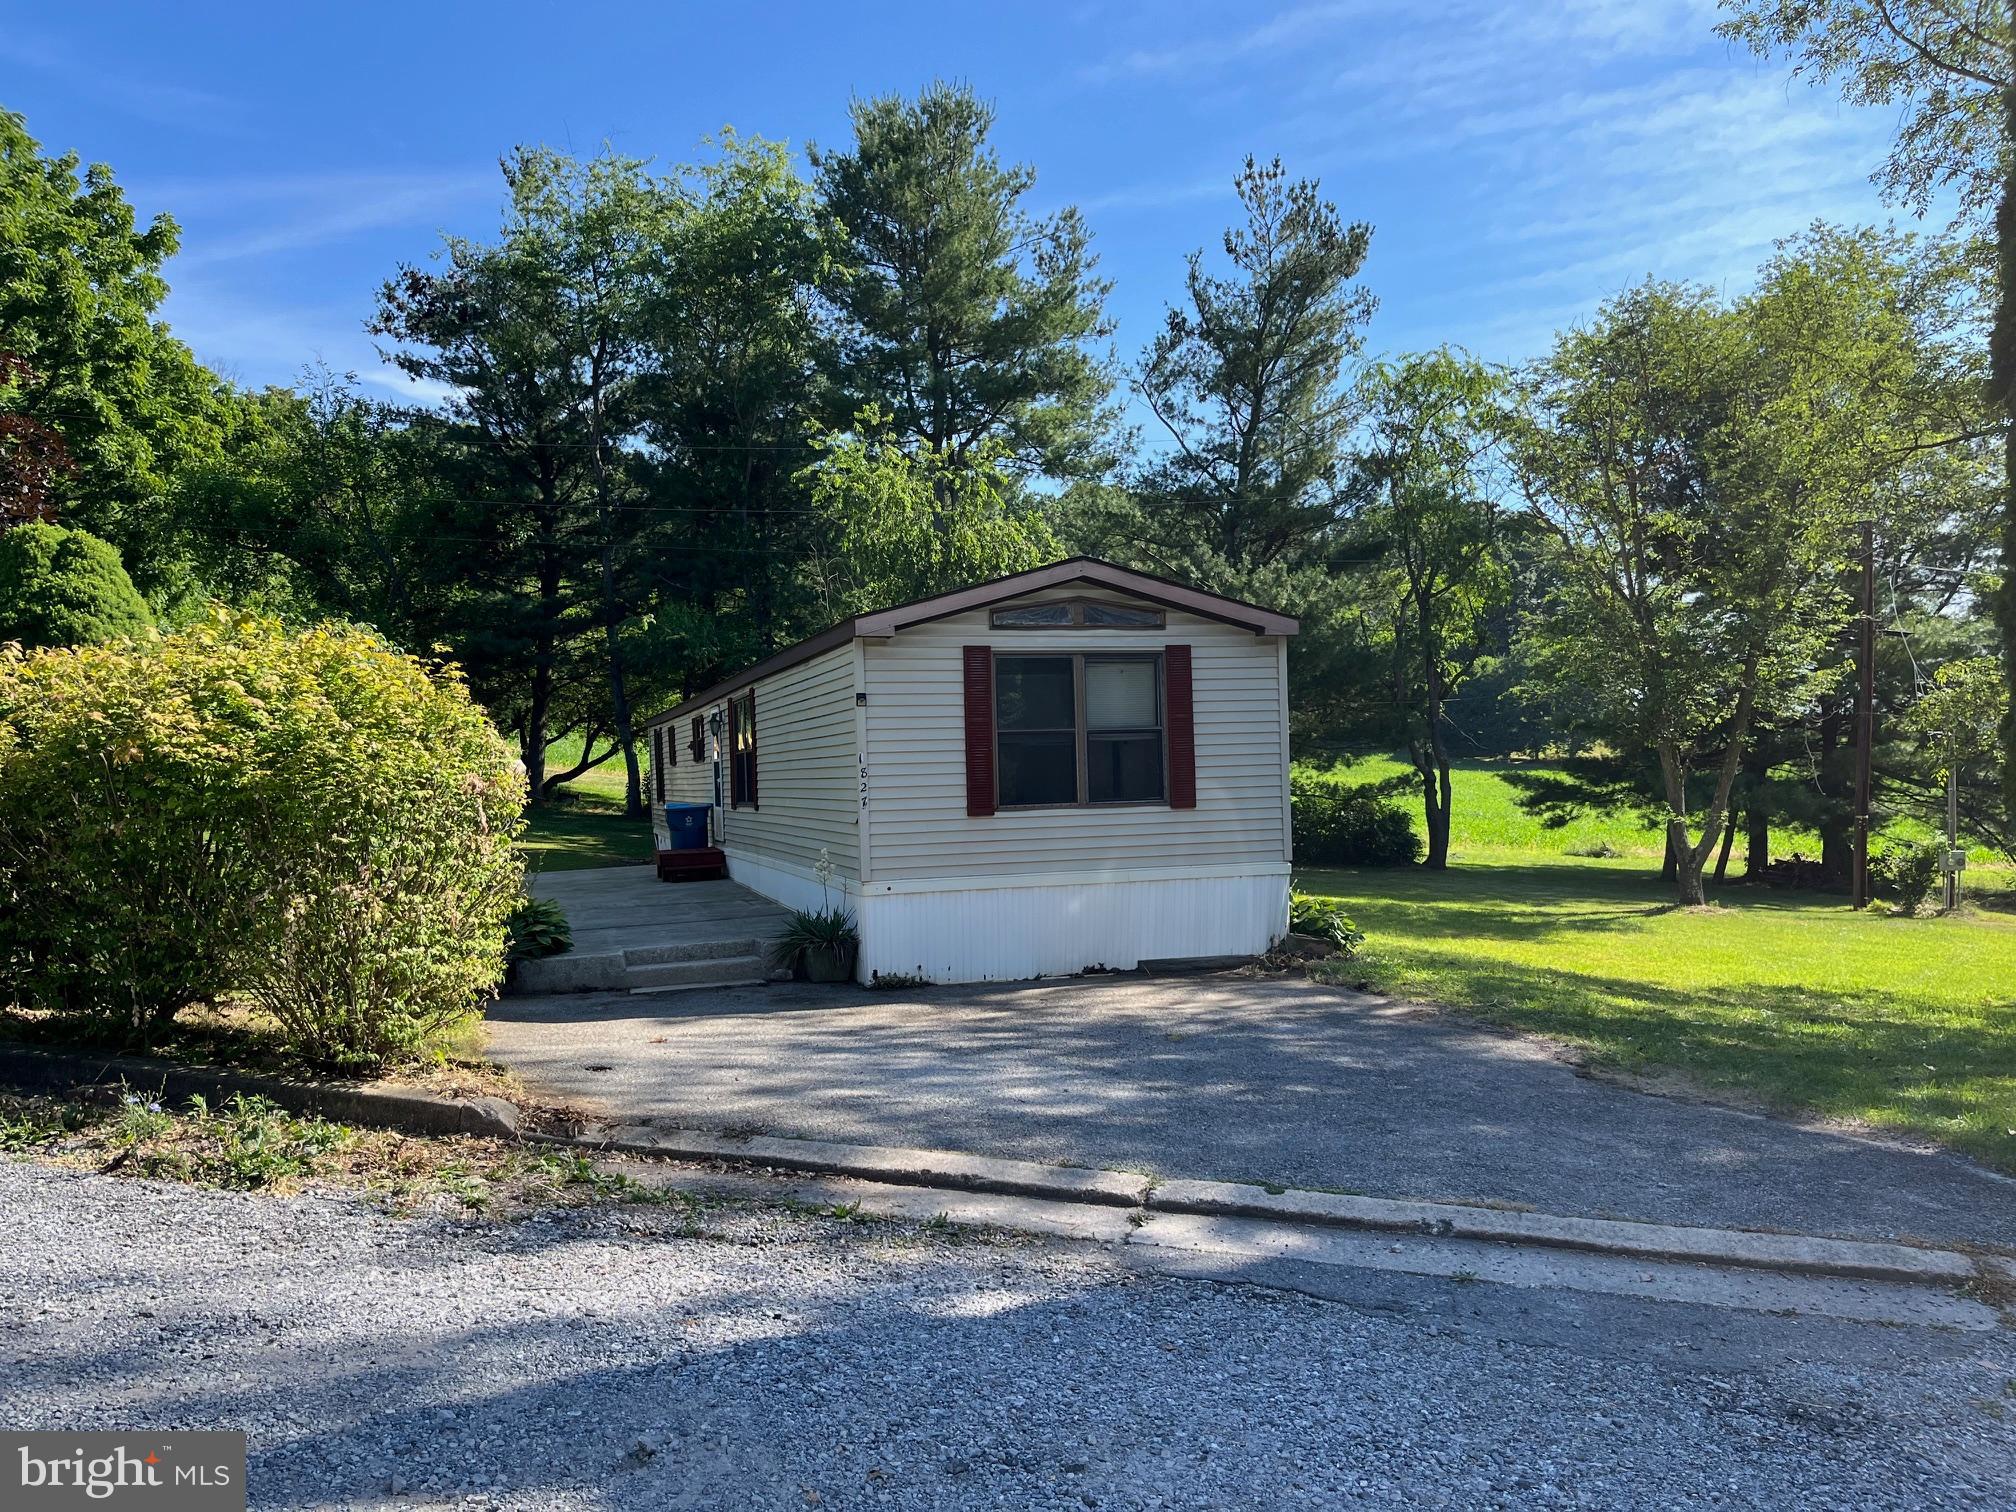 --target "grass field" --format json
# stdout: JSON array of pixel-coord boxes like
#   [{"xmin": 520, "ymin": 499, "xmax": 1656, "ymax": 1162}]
[
  {"xmin": 1319, "ymin": 754, "xmax": 2013, "ymax": 884},
  {"xmin": 515, "ymin": 733, "xmax": 653, "ymax": 872},
  {"xmin": 1297, "ymin": 760, "xmax": 2016, "ymax": 1170}
]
